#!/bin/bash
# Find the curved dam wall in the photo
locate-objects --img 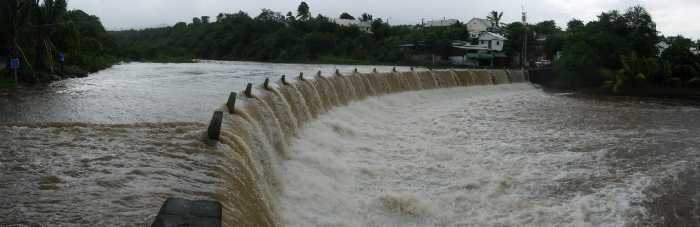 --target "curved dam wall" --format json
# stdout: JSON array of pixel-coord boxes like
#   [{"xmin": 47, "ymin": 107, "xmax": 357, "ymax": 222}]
[{"xmin": 206, "ymin": 68, "xmax": 528, "ymax": 226}]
